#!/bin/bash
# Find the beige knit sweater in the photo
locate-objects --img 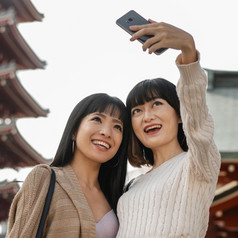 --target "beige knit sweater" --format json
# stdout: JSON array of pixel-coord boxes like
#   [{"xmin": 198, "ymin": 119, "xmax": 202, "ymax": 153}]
[
  {"xmin": 6, "ymin": 164, "xmax": 96, "ymax": 238},
  {"xmin": 116, "ymin": 57, "xmax": 221, "ymax": 238}
]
